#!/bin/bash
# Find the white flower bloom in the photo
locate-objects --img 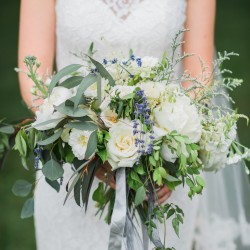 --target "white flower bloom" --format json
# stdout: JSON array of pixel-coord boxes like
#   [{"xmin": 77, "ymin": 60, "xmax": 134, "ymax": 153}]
[
  {"xmin": 107, "ymin": 120, "xmax": 139, "ymax": 170},
  {"xmin": 106, "ymin": 63, "xmax": 130, "ymax": 85},
  {"xmin": 32, "ymin": 86, "xmax": 74, "ymax": 131},
  {"xmin": 199, "ymin": 121, "xmax": 236, "ymax": 171},
  {"xmin": 130, "ymin": 56, "xmax": 159, "ymax": 78},
  {"xmin": 100, "ymin": 97, "xmax": 118, "ymax": 128},
  {"xmin": 32, "ymin": 99, "xmax": 65, "ymax": 130},
  {"xmin": 153, "ymin": 126, "xmax": 167, "ymax": 140},
  {"xmin": 153, "ymin": 94, "xmax": 202, "ymax": 143},
  {"xmin": 137, "ymin": 81, "xmax": 165, "ymax": 101},
  {"xmin": 48, "ymin": 86, "xmax": 74, "ymax": 106},
  {"xmin": 68, "ymin": 129, "xmax": 93, "ymax": 160},
  {"xmin": 61, "ymin": 128, "xmax": 70, "ymax": 143},
  {"xmin": 227, "ymin": 154, "xmax": 242, "ymax": 165}
]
